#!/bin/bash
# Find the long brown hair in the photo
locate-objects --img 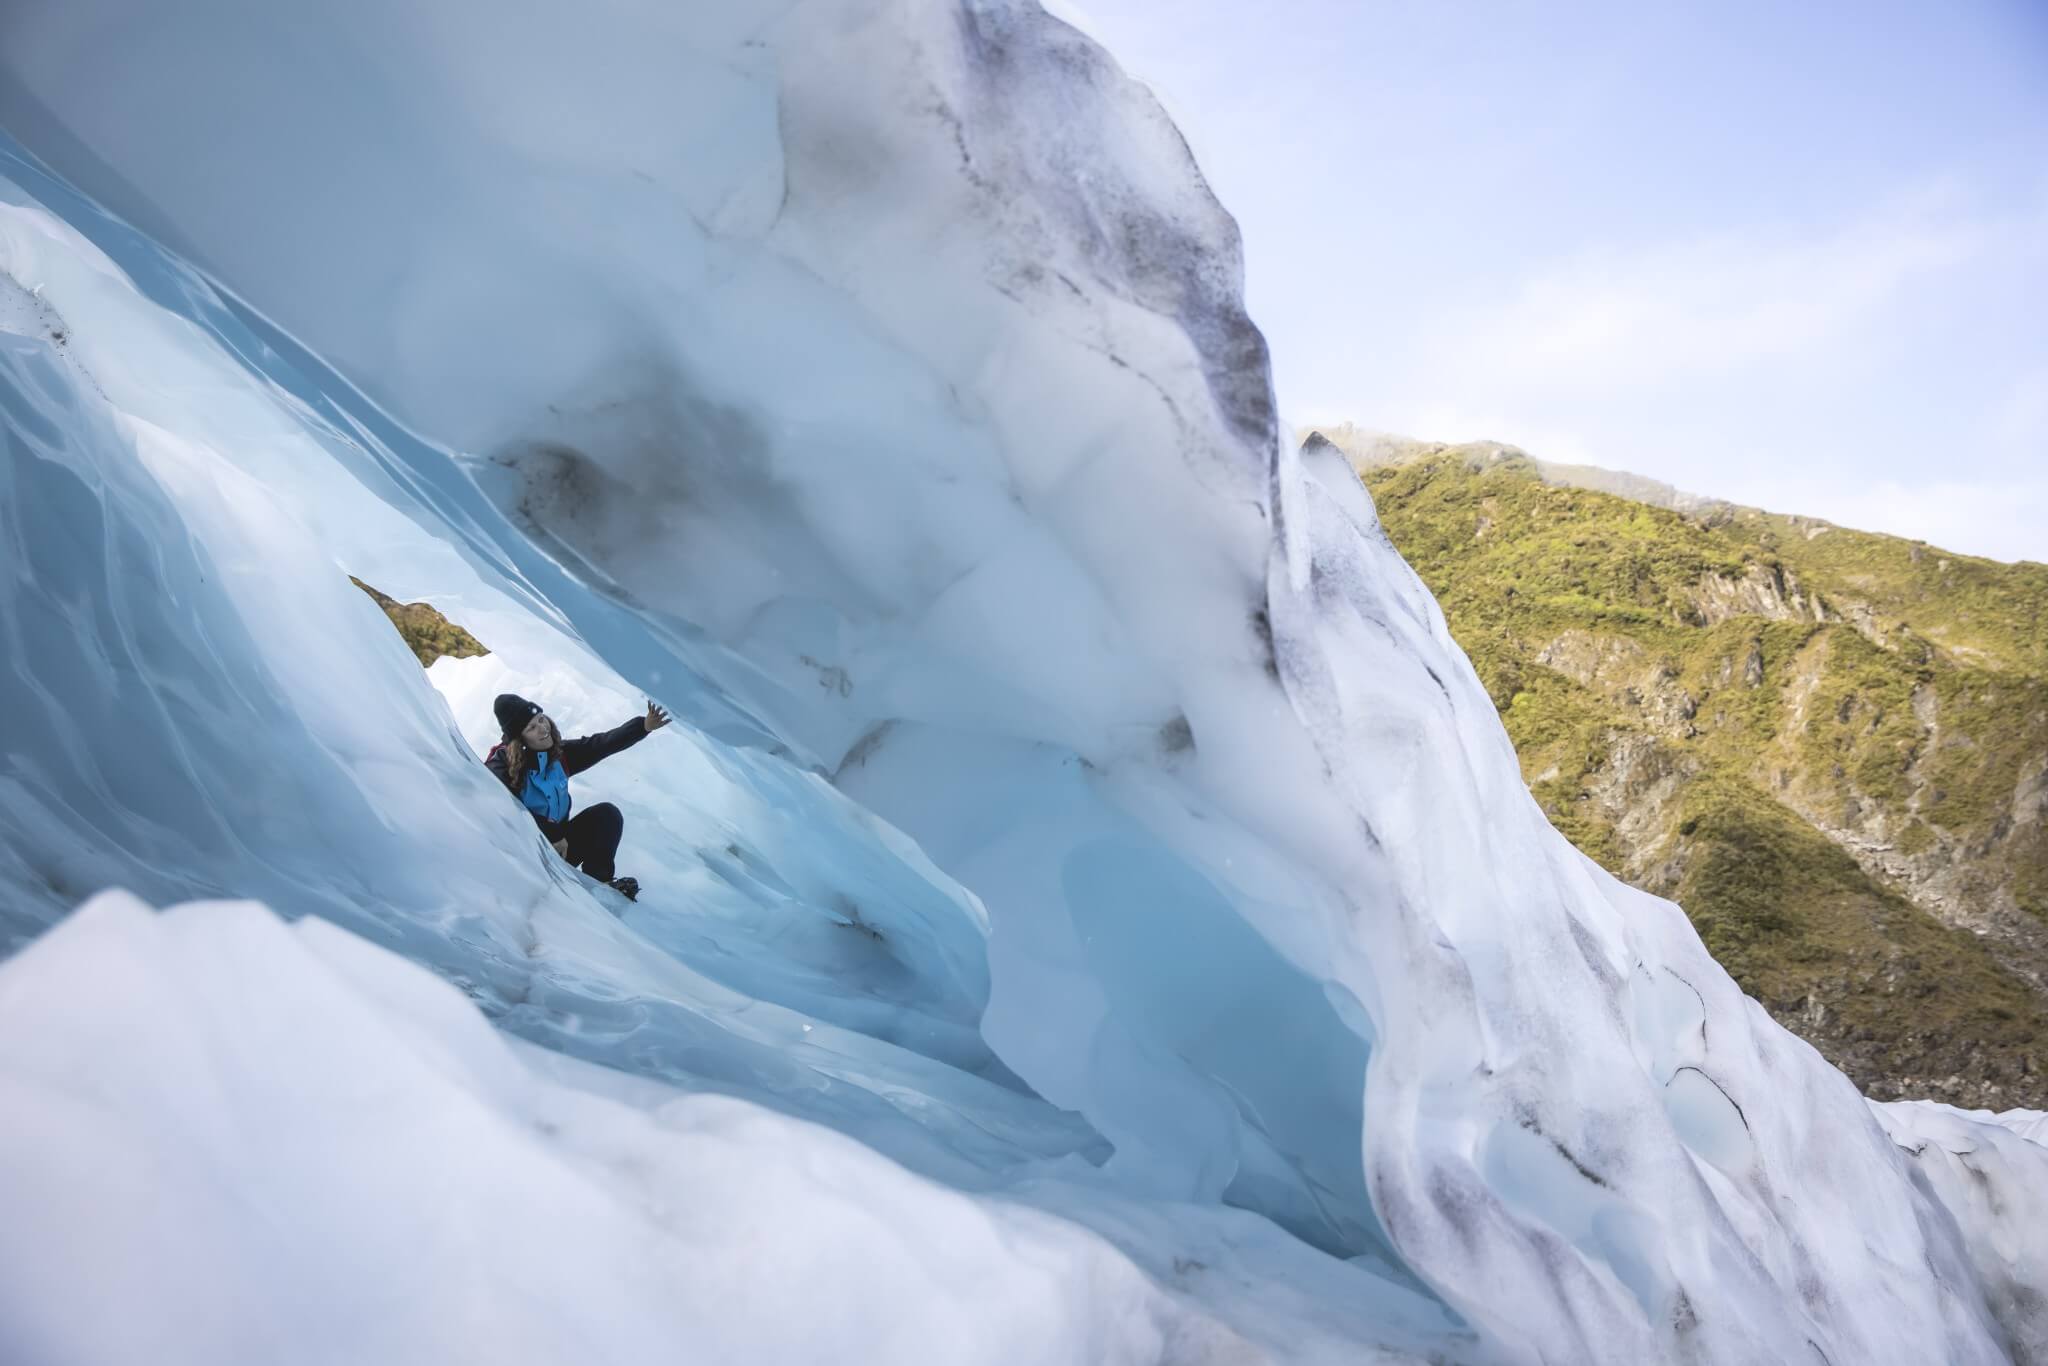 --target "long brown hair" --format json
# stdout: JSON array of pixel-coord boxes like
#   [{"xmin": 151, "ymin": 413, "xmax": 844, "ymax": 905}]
[{"xmin": 498, "ymin": 716, "xmax": 563, "ymax": 792}]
